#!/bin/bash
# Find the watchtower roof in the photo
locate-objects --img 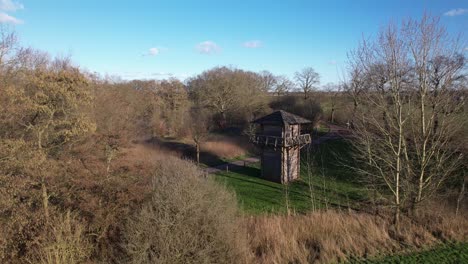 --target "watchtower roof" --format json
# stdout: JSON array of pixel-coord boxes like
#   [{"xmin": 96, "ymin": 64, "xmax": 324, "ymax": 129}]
[{"xmin": 253, "ymin": 110, "xmax": 311, "ymax": 126}]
